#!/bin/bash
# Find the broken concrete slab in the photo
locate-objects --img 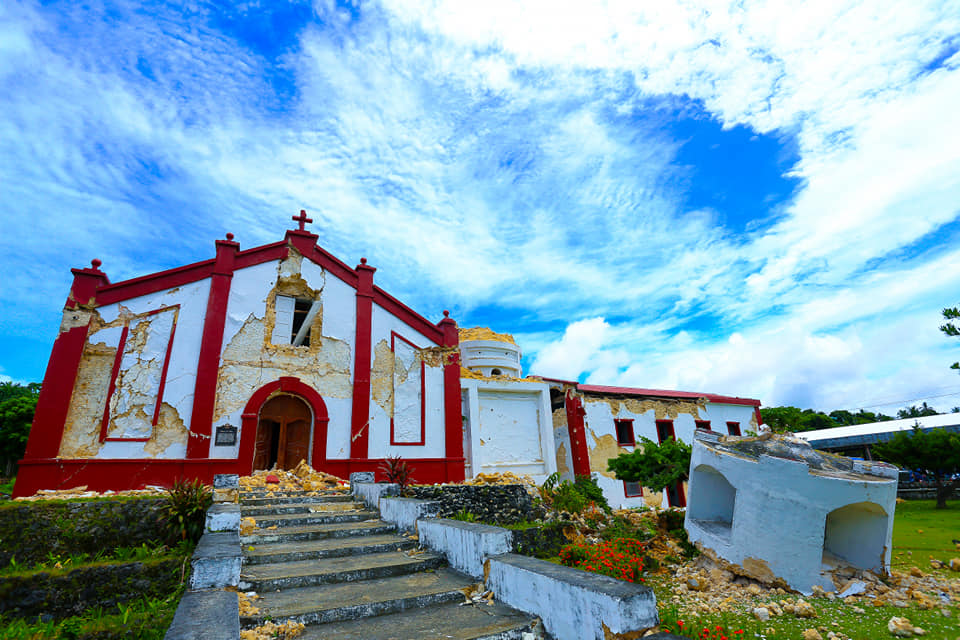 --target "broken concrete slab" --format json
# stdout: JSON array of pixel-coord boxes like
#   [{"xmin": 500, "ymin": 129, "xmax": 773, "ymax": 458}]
[
  {"xmin": 378, "ymin": 496, "xmax": 441, "ymax": 533},
  {"xmin": 205, "ymin": 503, "xmax": 240, "ymax": 533},
  {"xmin": 418, "ymin": 518, "xmax": 513, "ymax": 579}
]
